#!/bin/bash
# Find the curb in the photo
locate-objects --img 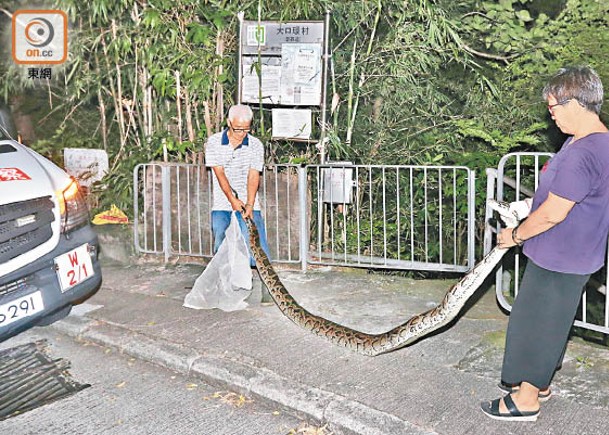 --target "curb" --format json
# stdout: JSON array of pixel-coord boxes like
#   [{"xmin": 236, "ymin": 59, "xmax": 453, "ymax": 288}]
[{"xmin": 51, "ymin": 315, "xmax": 437, "ymax": 435}]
